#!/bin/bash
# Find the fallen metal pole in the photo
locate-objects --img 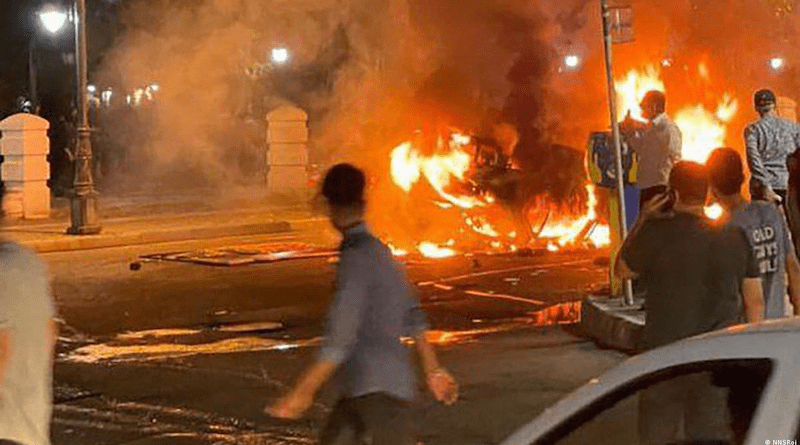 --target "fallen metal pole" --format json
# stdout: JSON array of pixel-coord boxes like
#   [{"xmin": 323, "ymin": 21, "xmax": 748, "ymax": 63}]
[
  {"xmin": 600, "ymin": 0, "xmax": 634, "ymax": 305},
  {"xmin": 535, "ymin": 210, "xmax": 552, "ymax": 238}
]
